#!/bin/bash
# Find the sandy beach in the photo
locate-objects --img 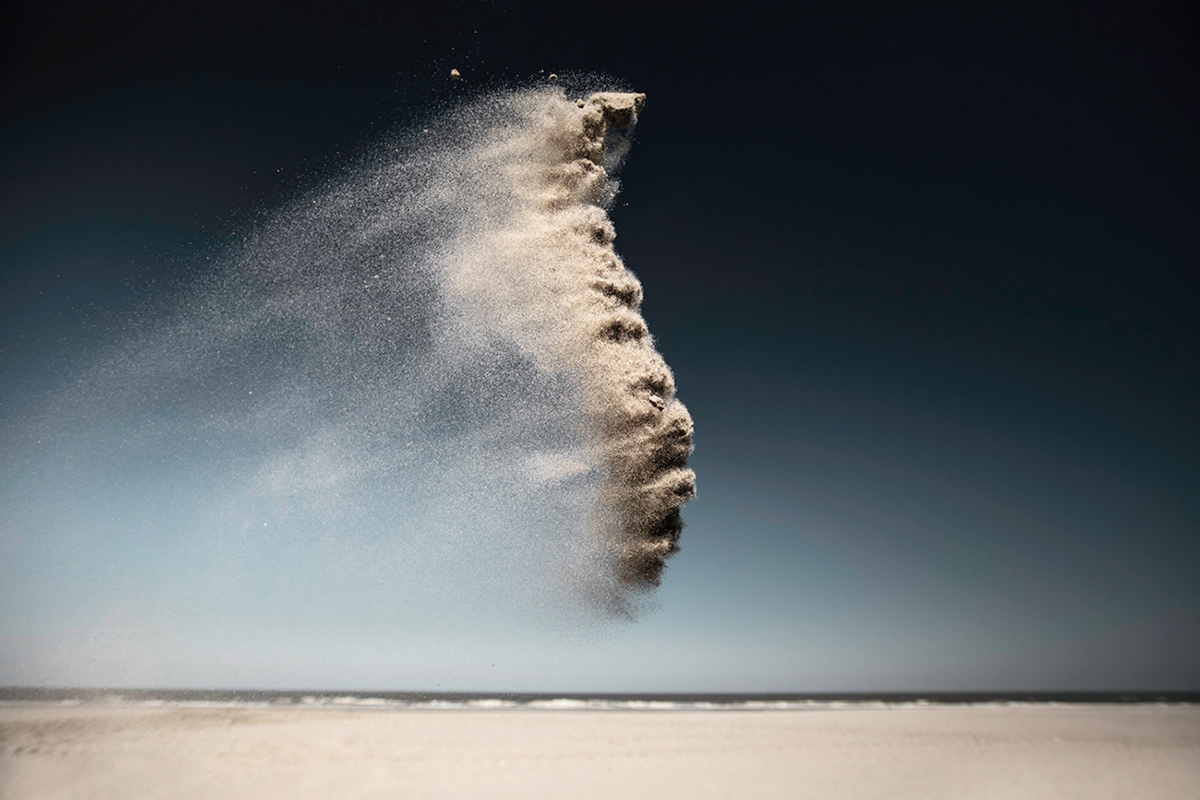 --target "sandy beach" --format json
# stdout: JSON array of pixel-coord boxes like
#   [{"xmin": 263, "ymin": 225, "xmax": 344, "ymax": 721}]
[{"xmin": 2, "ymin": 703, "xmax": 1197, "ymax": 799}]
